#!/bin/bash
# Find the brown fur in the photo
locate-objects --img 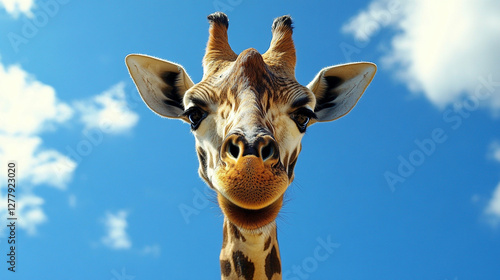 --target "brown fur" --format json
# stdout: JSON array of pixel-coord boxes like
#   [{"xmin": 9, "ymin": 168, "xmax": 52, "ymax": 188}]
[
  {"xmin": 203, "ymin": 13, "xmax": 237, "ymax": 76},
  {"xmin": 263, "ymin": 17, "xmax": 296, "ymax": 77}
]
